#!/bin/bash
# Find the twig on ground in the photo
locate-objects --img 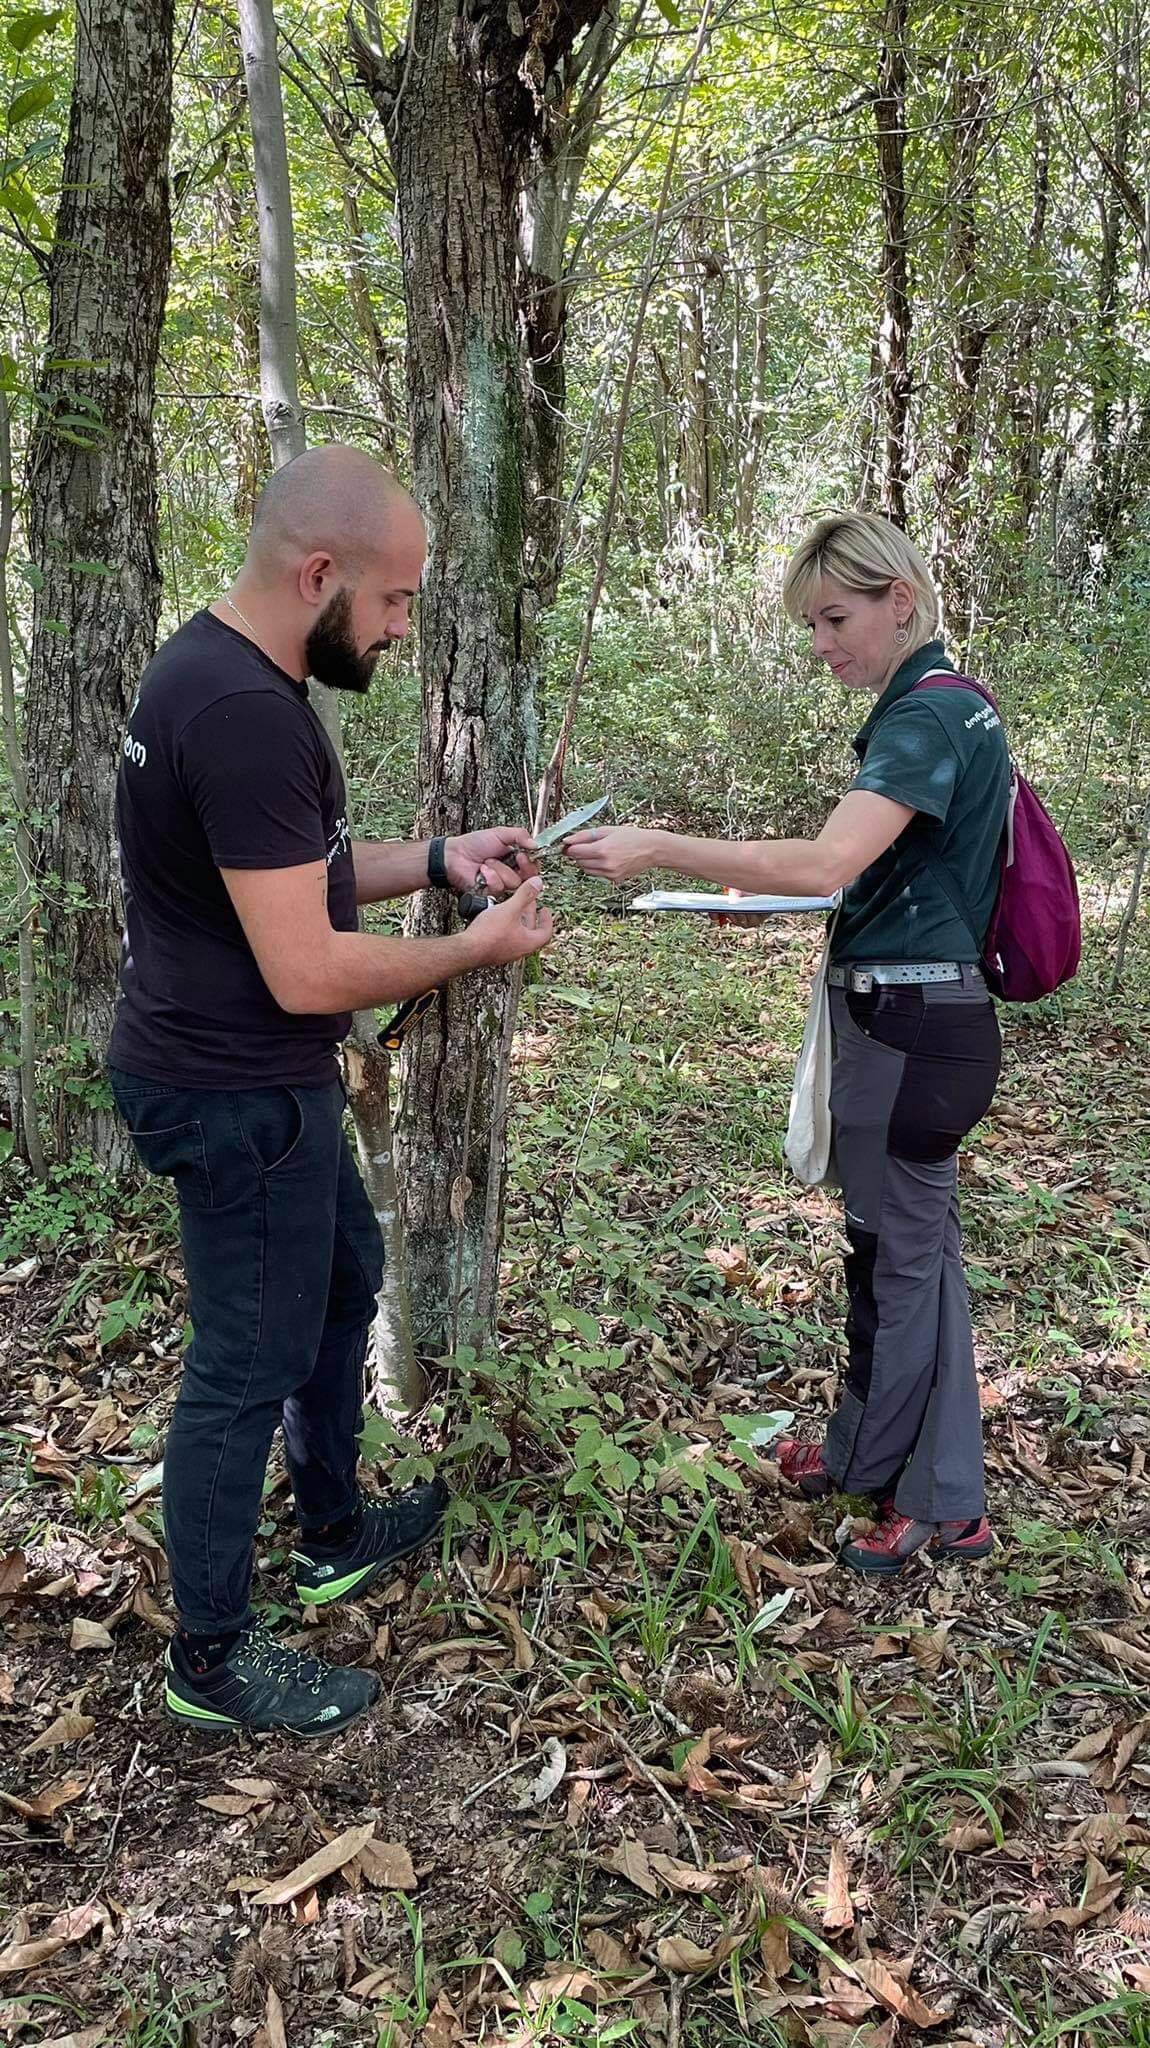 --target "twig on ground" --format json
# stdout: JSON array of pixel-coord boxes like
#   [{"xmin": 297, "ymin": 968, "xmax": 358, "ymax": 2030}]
[{"xmin": 608, "ymin": 1728, "xmax": 705, "ymax": 1869}]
